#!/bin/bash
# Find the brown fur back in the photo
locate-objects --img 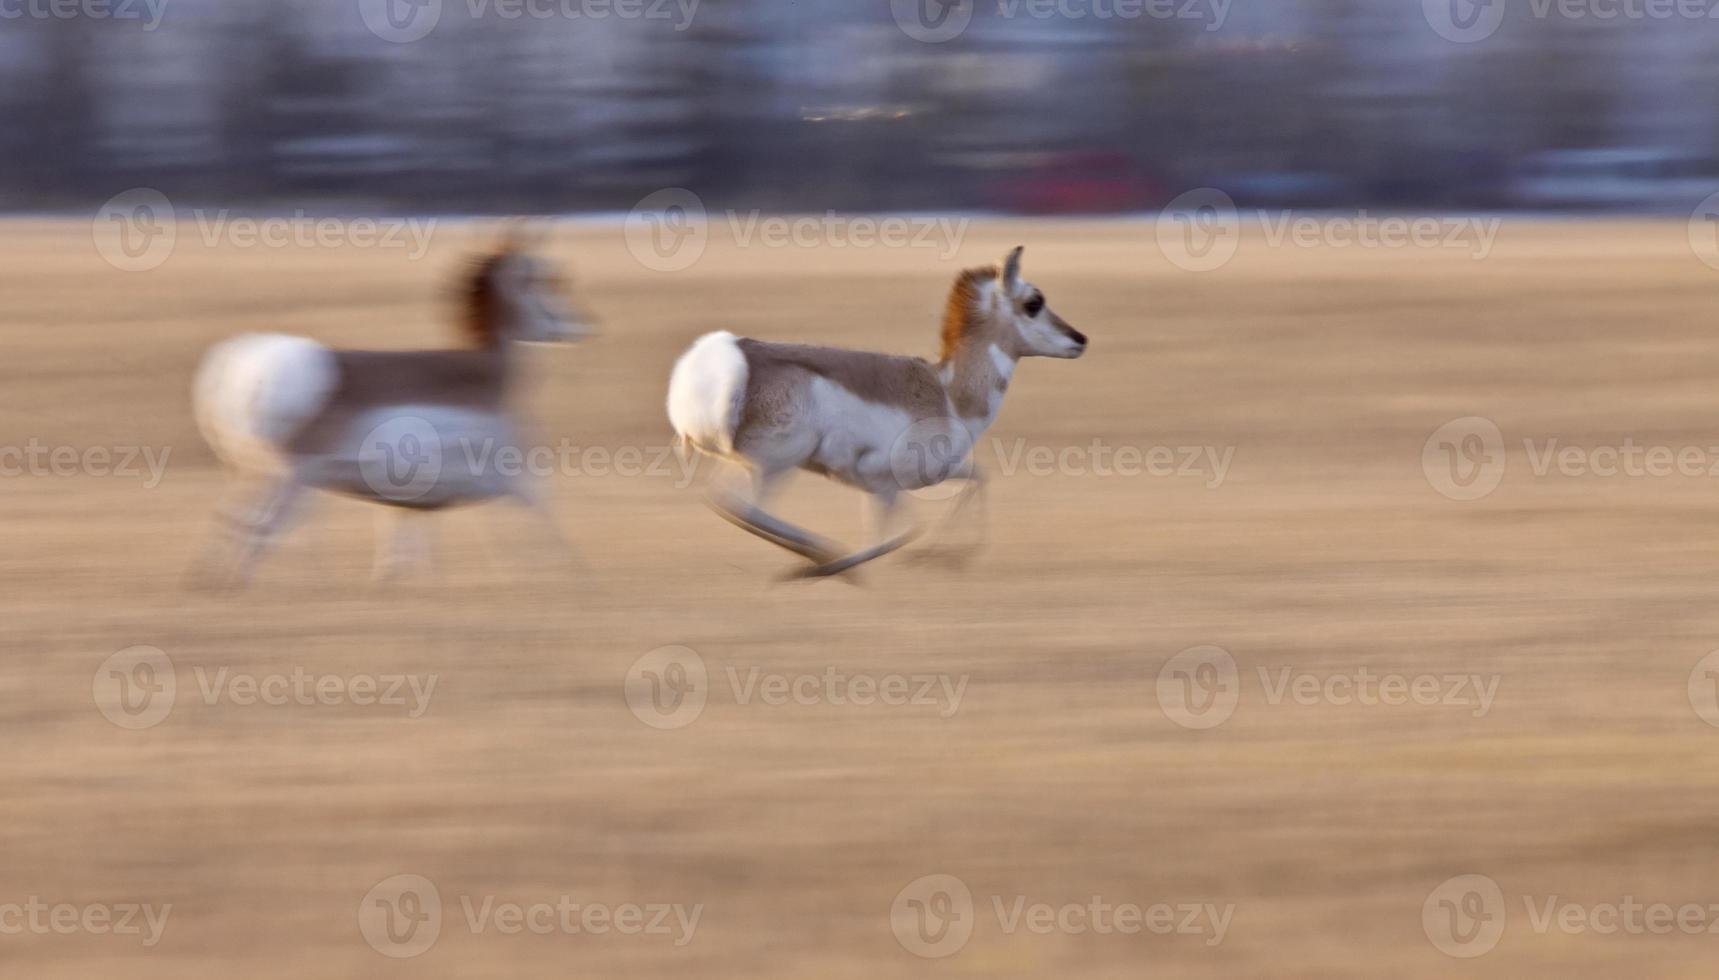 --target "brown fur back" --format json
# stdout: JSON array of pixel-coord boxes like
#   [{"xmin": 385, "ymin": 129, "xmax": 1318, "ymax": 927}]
[
  {"xmin": 283, "ymin": 349, "xmax": 509, "ymax": 456},
  {"xmin": 733, "ymin": 340, "xmax": 950, "ymax": 448}
]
